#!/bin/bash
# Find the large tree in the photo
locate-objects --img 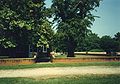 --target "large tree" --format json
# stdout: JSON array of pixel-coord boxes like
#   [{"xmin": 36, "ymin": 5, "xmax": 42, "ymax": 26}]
[
  {"xmin": 0, "ymin": 0, "xmax": 53, "ymax": 48},
  {"xmin": 51, "ymin": 0, "xmax": 101, "ymax": 57}
]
